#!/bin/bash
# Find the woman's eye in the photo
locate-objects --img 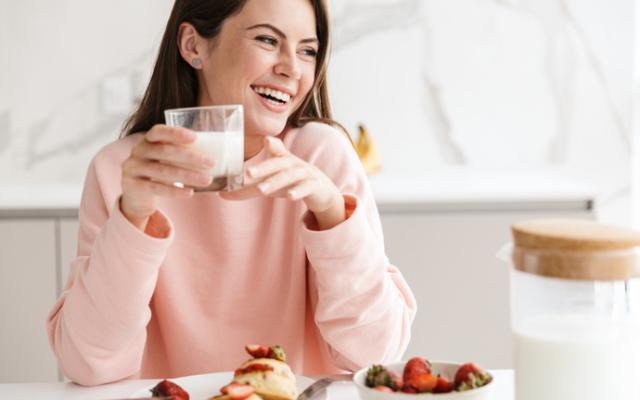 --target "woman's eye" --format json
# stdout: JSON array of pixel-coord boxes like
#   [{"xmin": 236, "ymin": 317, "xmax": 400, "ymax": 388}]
[
  {"xmin": 301, "ymin": 48, "xmax": 318, "ymax": 58},
  {"xmin": 256, "ymin": 36, "xmax": 277, "ymax": 46}
]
